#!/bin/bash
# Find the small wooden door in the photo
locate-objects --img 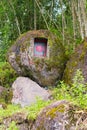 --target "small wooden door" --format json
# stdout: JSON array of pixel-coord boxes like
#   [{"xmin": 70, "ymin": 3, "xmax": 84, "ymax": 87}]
[{"xmin": 34, "ymin": 38, "xmax": 47, "ymax": 57}]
